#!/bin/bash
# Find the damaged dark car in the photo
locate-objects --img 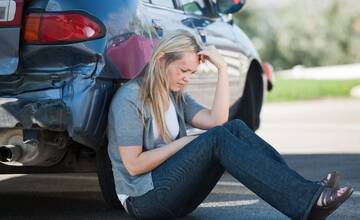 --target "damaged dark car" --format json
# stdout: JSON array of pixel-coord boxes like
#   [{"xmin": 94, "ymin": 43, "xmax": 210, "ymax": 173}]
[{"xmin": 0, "ymin": 0, "xmax": 272, "ymax": 208}]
